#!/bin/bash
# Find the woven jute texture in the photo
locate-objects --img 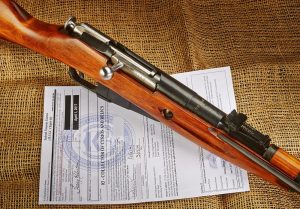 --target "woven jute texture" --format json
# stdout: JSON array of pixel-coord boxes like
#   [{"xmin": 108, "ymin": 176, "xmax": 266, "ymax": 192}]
[{"xmin": 1, "ymin": 0, "xmax": 300, "ymax": 208}]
